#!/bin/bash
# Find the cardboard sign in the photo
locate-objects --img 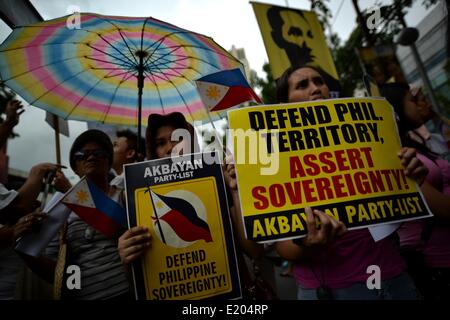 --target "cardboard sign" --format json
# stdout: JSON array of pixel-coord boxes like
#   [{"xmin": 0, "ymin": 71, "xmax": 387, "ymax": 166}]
[
  {"xmin": 251, "ymin": 2, "xmax": 340, "ymax": 95},
  {"xmin": 124, "ymin": 152, "xmax": 241, "ymax": 300},
  {"xmin": 228, "ymin": 97, "xmax": 432, "ymax": 242}
]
